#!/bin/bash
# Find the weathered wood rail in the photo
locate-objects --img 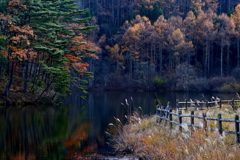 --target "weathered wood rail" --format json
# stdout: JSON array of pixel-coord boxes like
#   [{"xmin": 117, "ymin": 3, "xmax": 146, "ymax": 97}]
[
  {"xmin": 156, "ymin": 106, "xmax": 240, "ymax": 143},
  {"xmin": 176, "ymin": 98, "xmax": 240, "ymax": 110},
  {"xmin": 154, "ymin": 93, "xmax": 240, "ymax": 143}
]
